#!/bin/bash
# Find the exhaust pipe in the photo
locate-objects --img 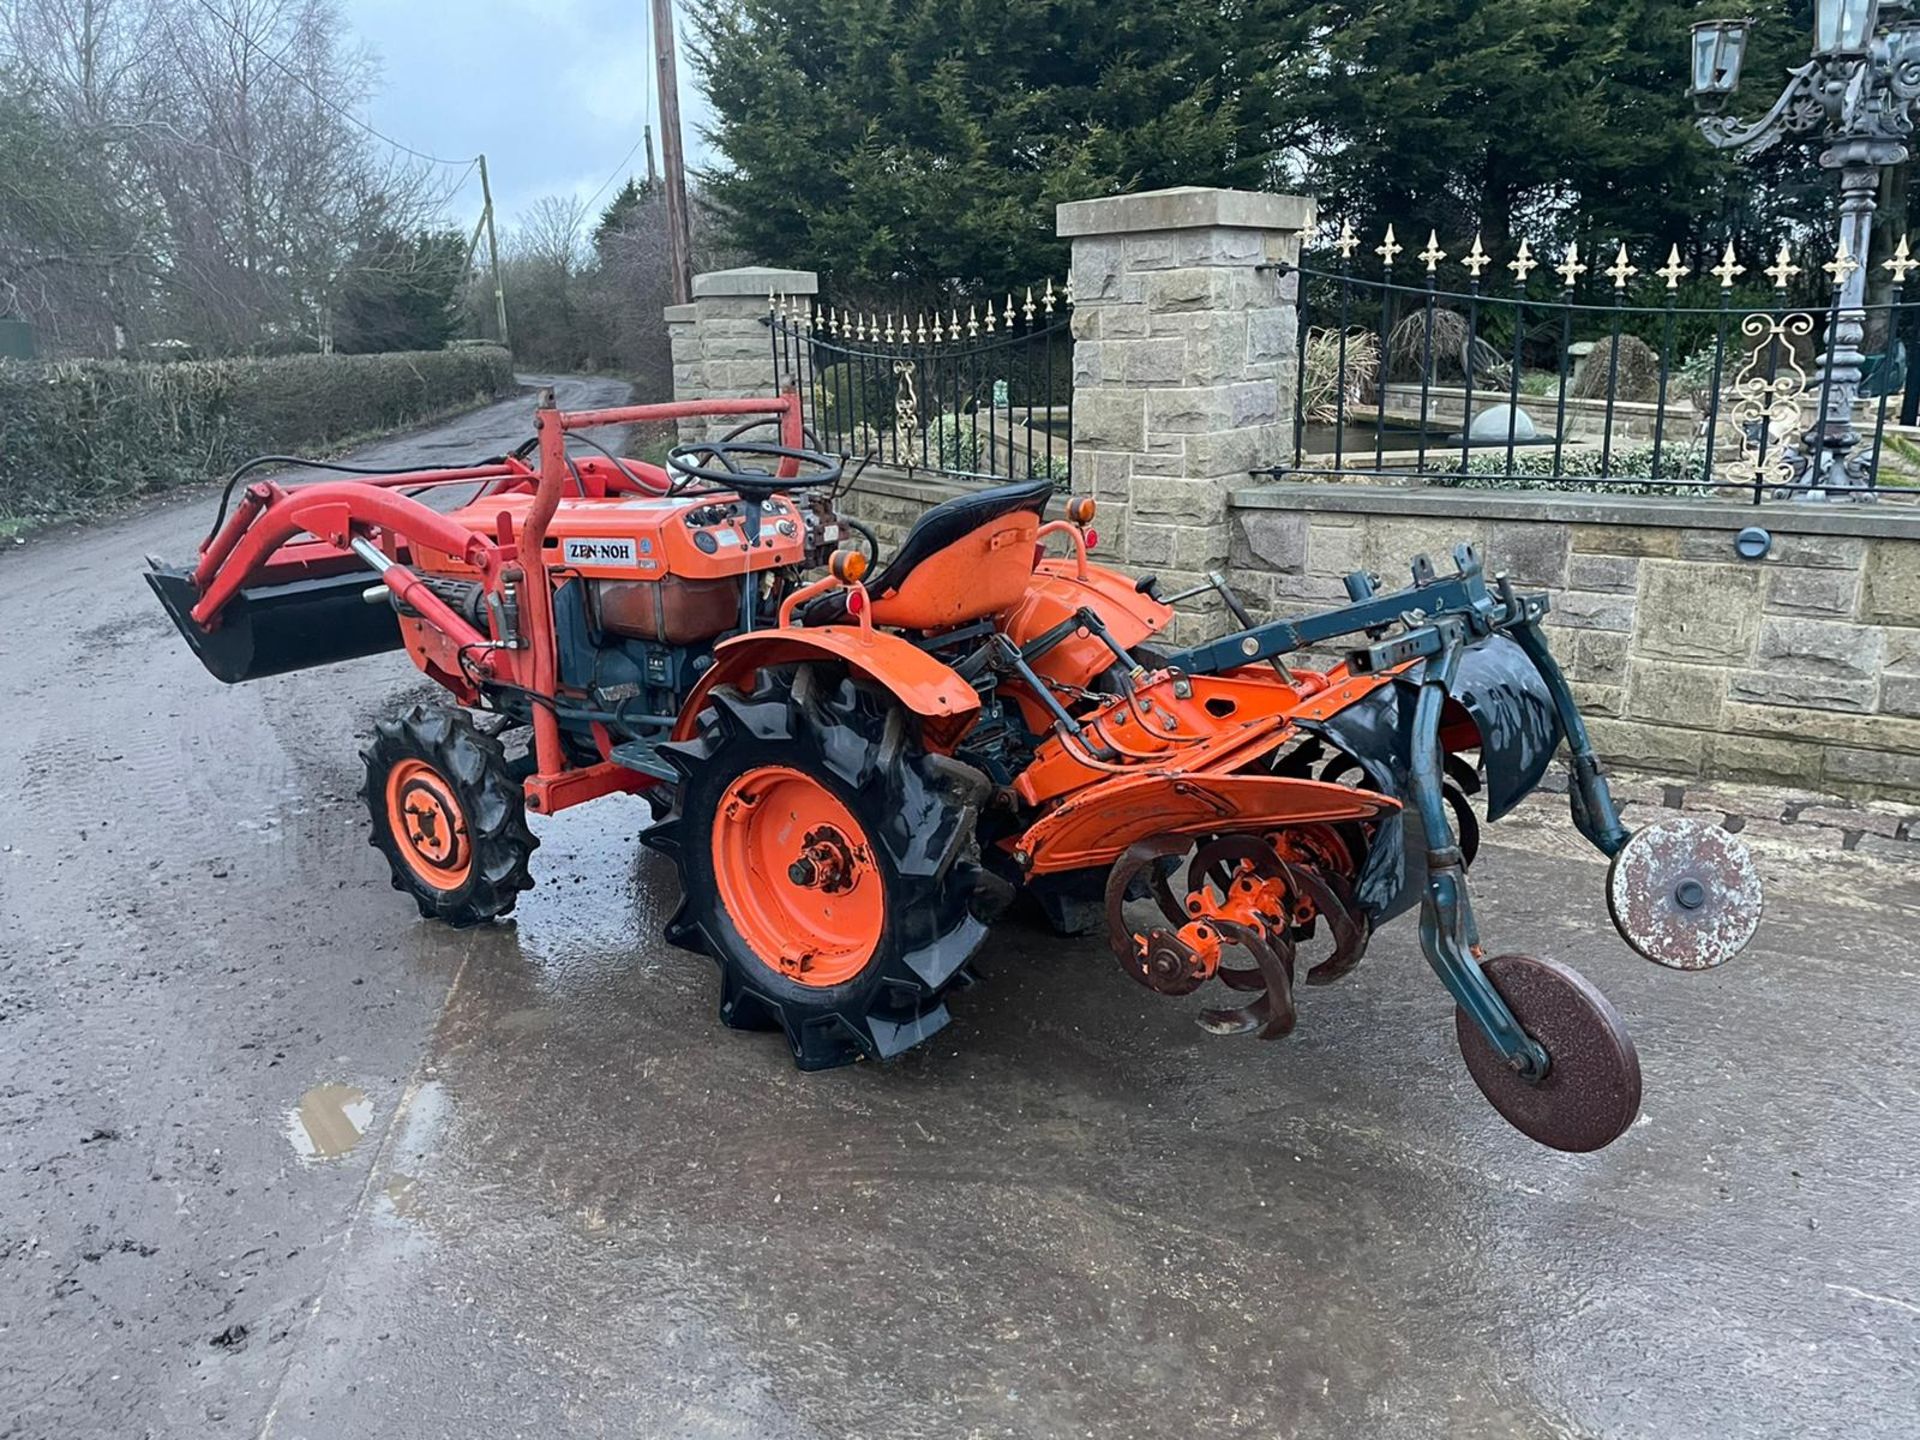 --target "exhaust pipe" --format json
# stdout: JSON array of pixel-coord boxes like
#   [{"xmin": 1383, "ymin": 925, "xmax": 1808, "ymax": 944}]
[{"xmin": 145, "ymin": 562, "xmax": 403, "ymax": 685}]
